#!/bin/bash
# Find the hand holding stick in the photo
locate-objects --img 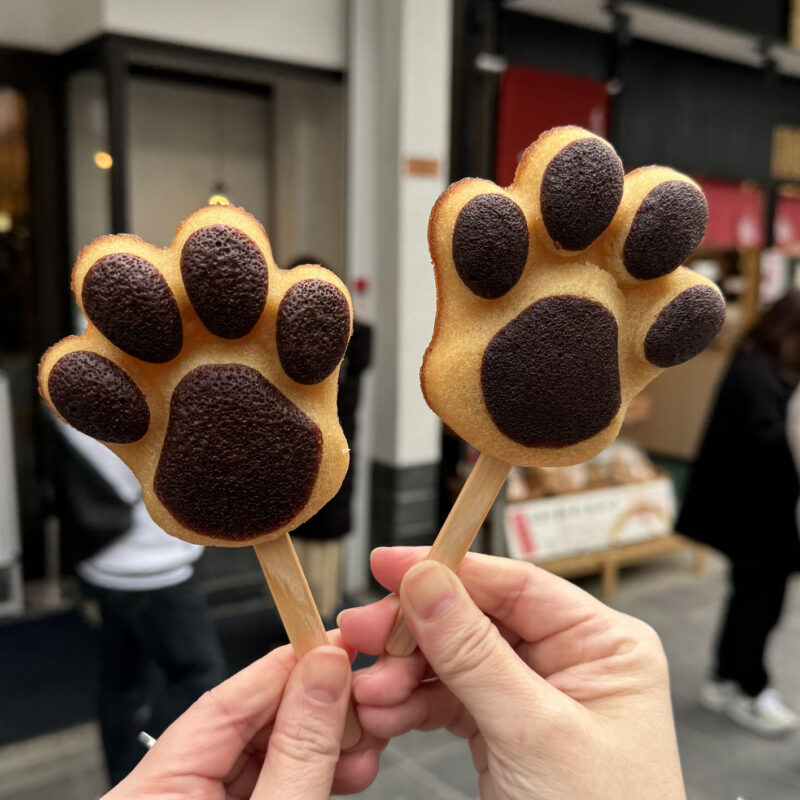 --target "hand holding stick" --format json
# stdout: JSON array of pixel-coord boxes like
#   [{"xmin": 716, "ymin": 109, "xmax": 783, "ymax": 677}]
[{"xmin": 254, "ymin": 534, "xmax": 362, "ymax": 747}]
